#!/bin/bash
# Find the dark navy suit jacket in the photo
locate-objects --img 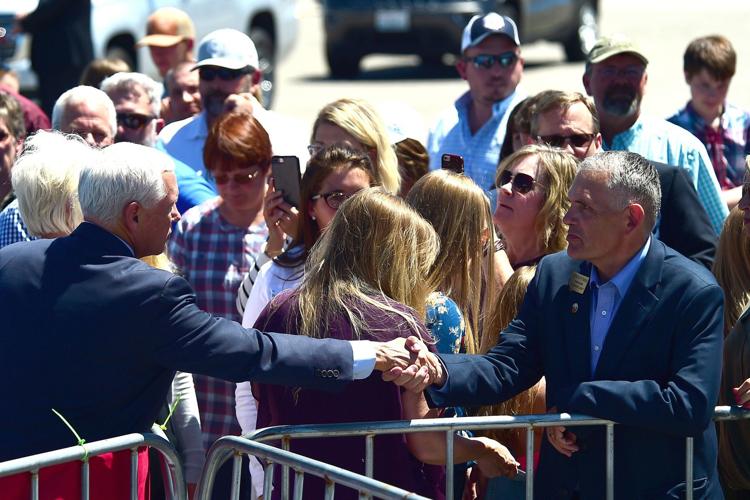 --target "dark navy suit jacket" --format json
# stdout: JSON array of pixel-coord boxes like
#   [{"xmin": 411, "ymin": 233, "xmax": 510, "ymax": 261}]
[
  {"xmin": 0, "ymin": 223, "xmax": 353, "ymax": 461},
  {"xmin": 427, "ymin": 240, "xmax": 724, "ymax": 499}
]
